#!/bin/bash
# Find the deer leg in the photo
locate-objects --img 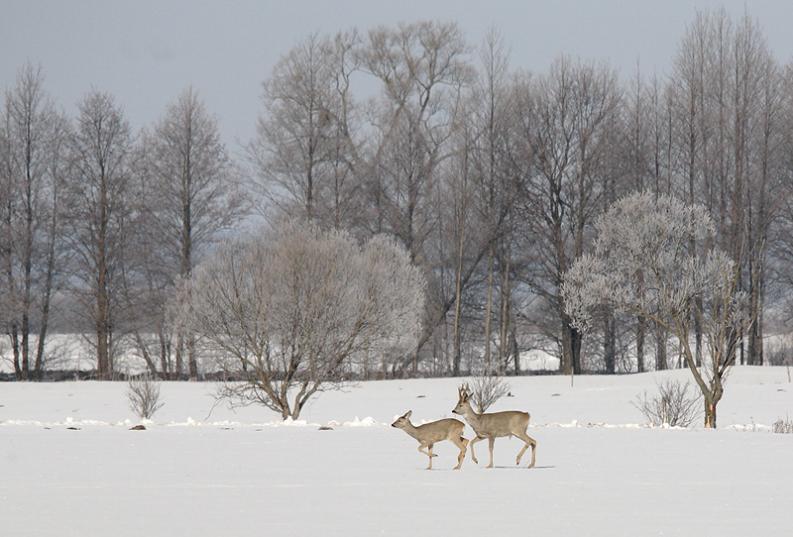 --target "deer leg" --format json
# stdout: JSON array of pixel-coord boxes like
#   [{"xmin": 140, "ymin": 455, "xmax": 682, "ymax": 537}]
[
  {"xmin": 486, "ymin": 437, "xmax": 495, "ymax": 469},
  {"xmin": 417, "ymin": 444, "xmax": 437, "ymax": 457},
  {"xmin": 515, "ymin": 431, "xmax": 537, "ymax": 468},
  {"xmin": 451, "ymin": 436, "xmax": 468, "ymax": 470},
  {"xmin": 427, "ymin": 444, "xmax": 435, "ymax": 470},
  {"xmin": 468, "ymin": 435, "xmax": 484, "ymax": 464}
]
